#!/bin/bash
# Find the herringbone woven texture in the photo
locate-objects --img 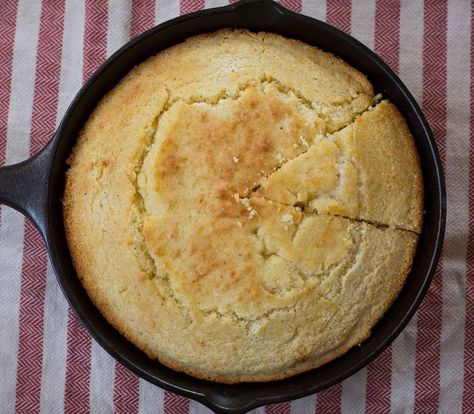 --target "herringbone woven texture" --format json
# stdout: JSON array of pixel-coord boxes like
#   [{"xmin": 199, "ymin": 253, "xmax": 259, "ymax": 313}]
[{"xmin": 0, "ymin": 1, "xmax": 471, "ymax": 413}]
